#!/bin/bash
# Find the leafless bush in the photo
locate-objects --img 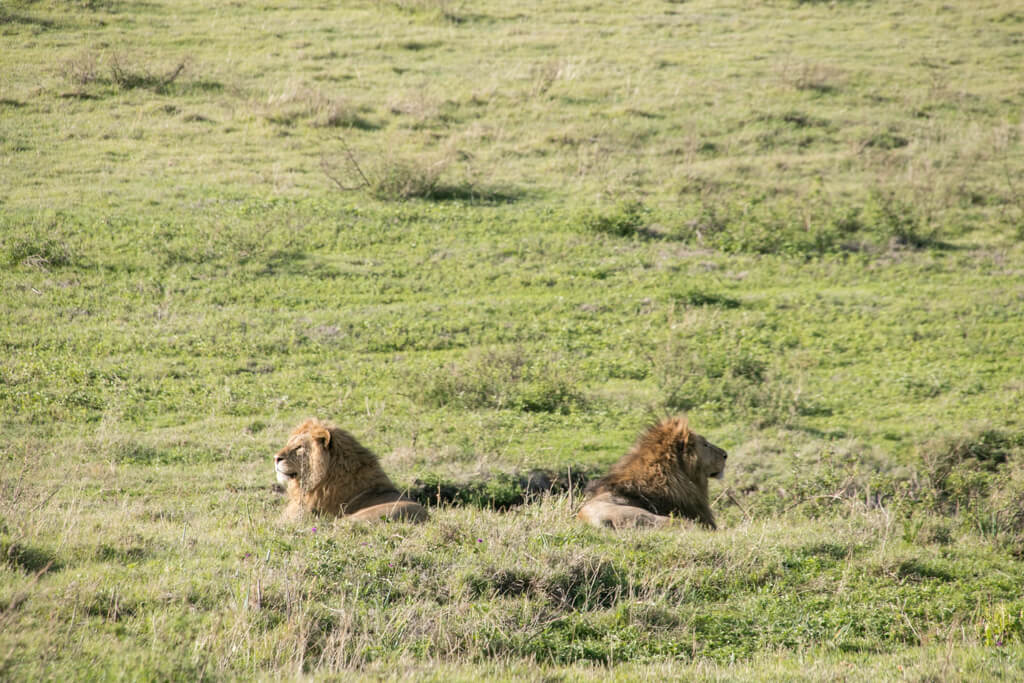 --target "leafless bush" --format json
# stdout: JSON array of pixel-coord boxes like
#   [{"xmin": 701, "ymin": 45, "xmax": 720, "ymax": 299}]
[{"xmin": 321, "ymin": 138, "xmax": 451, "ymax": 200}]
